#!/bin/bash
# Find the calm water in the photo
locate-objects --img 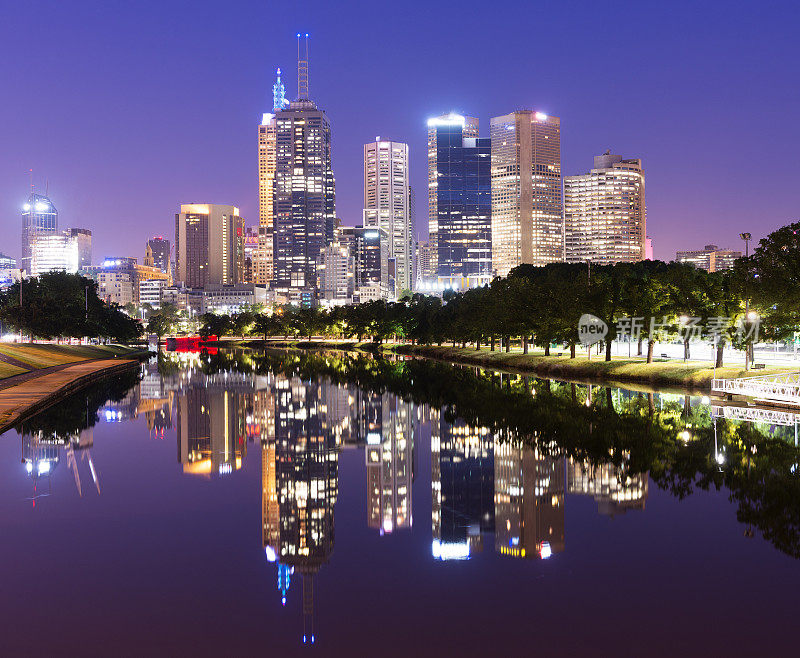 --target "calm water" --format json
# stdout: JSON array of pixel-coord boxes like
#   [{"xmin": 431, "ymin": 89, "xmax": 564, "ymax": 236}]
[{"xmin": 1, "ymin": 349, "xmax": 799, "ymax": 657}]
